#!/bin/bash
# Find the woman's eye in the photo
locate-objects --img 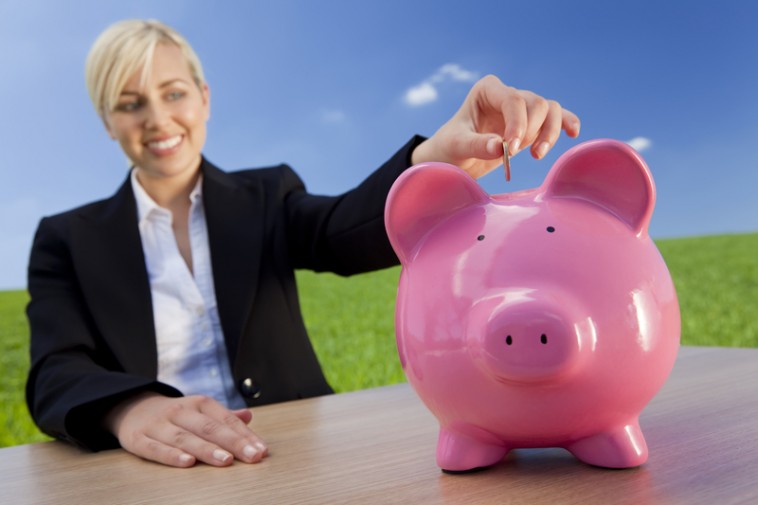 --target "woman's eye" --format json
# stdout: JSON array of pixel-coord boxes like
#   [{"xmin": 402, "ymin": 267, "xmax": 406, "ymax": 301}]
[
  {"xmin": 167, "ymin": 91, "xmax": 185, "ymax": 101},
  {"xmin": 115, "ymin": 100, "xmax": 142, "ymax": 112}
]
